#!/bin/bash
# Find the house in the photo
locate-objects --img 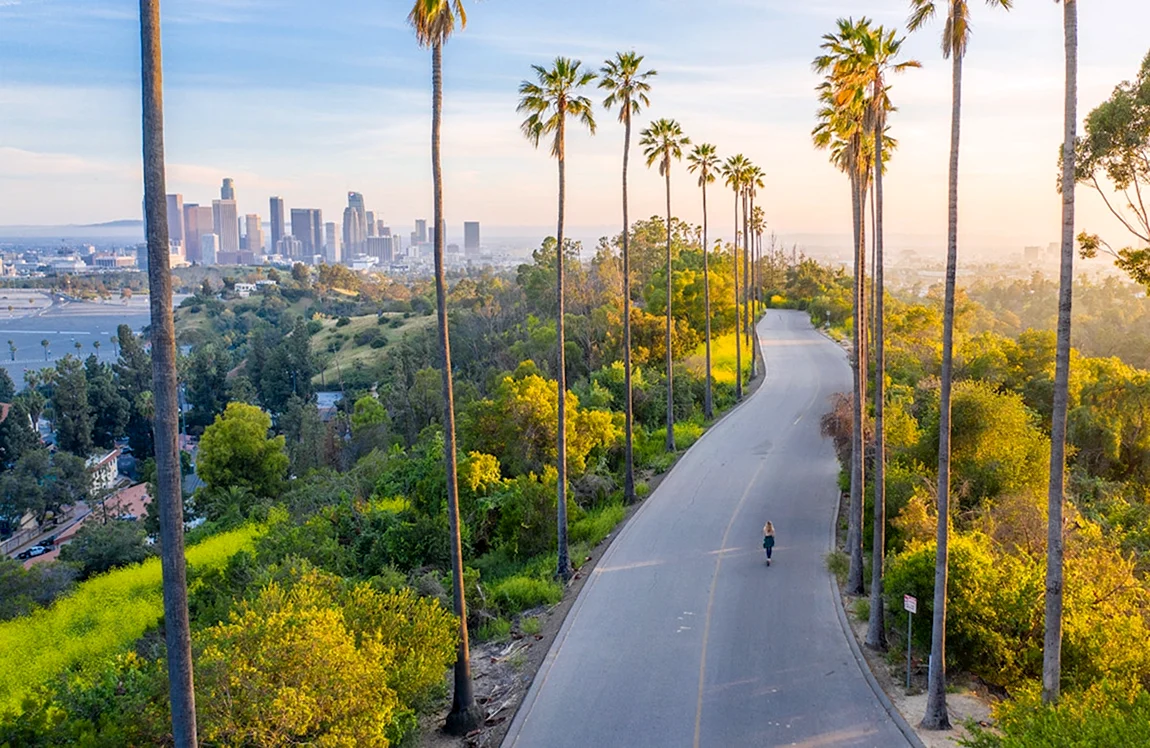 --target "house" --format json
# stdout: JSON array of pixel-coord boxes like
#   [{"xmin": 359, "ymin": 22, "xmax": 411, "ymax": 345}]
[
  {"xmin": 233, "ymin": 282, "xmax": 258, "ymax": 298},
  {"xmin": 86, "ymin": 448, "xmax": 122, "ymax": 497},
  {"xmin": 254, "ymin": 279, "xmax": 278, "ymax": 289}
]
